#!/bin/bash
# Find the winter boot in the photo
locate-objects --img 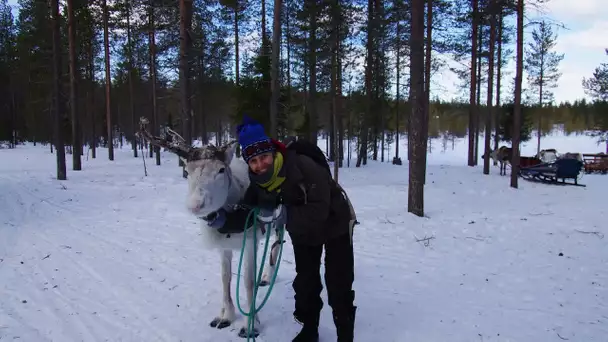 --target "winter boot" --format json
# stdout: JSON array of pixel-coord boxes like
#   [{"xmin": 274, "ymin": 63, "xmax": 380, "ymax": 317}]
[
  {"xmin": 333, "ymin": 306, "xmax": 357, "ymax": 342},
  {"xmin": 292, "ymin": 313, "xmax": 320, "ymax": 342},
  {"xmin": 292, "ymin": 325, "xmax": 319, "ymax": 342}
]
